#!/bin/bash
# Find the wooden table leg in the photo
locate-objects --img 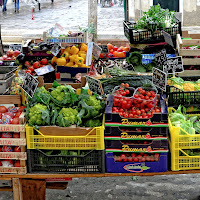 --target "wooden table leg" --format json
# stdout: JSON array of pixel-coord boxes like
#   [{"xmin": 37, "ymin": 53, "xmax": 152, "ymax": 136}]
[
  {"xmin": 20, "ymin": 179, "xmax": 46, "ymax": 200},
  {"xmin": 12, "ymin": 178, "xmax": 21, "ymax": 200}
]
